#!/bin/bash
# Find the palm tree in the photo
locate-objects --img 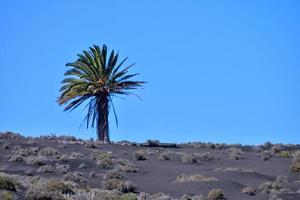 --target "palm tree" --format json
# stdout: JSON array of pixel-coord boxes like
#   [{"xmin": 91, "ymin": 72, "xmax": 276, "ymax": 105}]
[{"xmin": 57, "ymin": 44, "xmax": 145, "ymax": 143}]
